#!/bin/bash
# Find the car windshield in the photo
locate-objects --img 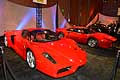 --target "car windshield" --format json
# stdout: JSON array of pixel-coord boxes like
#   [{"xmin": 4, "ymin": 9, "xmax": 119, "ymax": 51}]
[
  {"xmin": 30, "ymin": 30, "xmax": 59, "ymax": 42},
  {"xmin": 71, "ymin": 28, "xmax": 90, "ymax": 34}
]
